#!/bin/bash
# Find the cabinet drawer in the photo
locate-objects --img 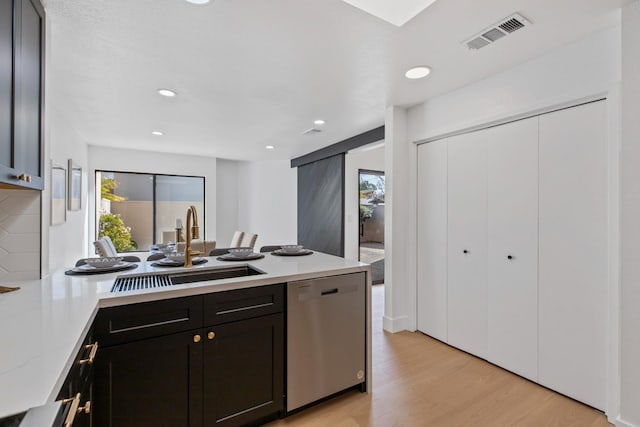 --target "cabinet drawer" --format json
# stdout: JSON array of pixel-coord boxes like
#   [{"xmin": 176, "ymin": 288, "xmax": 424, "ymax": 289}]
[
  {"xmin": 204, "ymin": 284, "xmax": 284, "ymax": 325},
  {"xmin": 95, "ymin": 296, "xmax": 202, "ymax": 347},
  {"xmin": 57, "ymin": 325, "xmax": 95, "ymax": 401}
]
